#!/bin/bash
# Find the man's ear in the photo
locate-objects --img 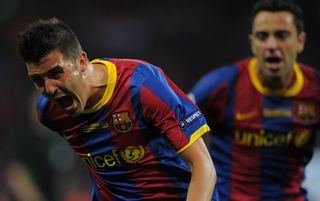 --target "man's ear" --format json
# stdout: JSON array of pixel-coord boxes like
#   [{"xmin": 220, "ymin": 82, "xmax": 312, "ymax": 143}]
[
  {"xmin": 297, "ymin": 31, "xmax": 306, "ymax": 53},
  {"xmin": 79, "ymin": 51, "xmax": 88, "ymax": 72},
  {"xmin": 249, "ymin": 34, "xmax": 256, "ymax": 55}
]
